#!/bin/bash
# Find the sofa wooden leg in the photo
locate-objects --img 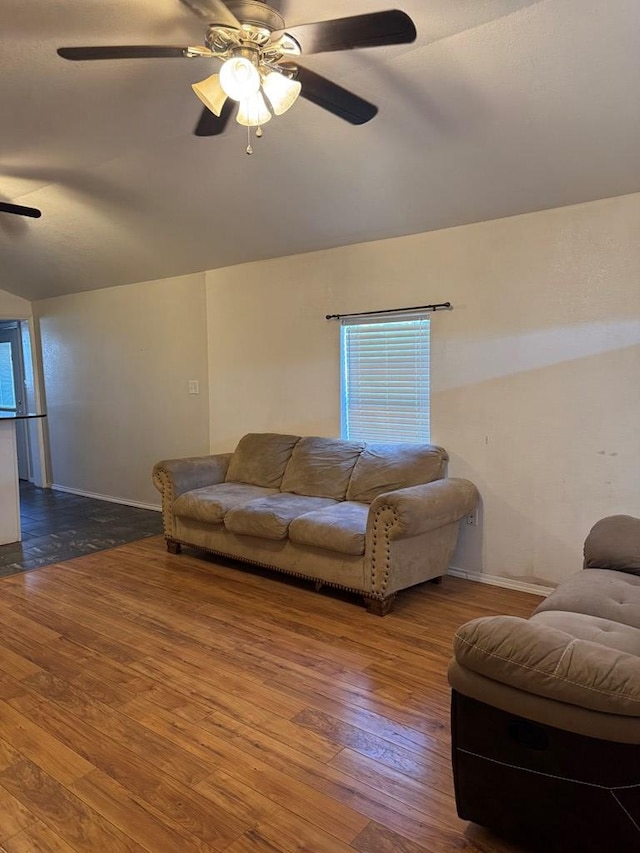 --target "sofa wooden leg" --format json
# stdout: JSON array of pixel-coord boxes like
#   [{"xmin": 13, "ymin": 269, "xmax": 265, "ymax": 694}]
[
  {"xmin": 166, "ymin": 539, "xmax": 181, "ymax": 554},
  {"xmin": 364, "ymin": 595, "xmax": 397, "ymax": 616},
  {"xmin": 429, "ymin": 576, "xmax": 443, "ymax": 585}
]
